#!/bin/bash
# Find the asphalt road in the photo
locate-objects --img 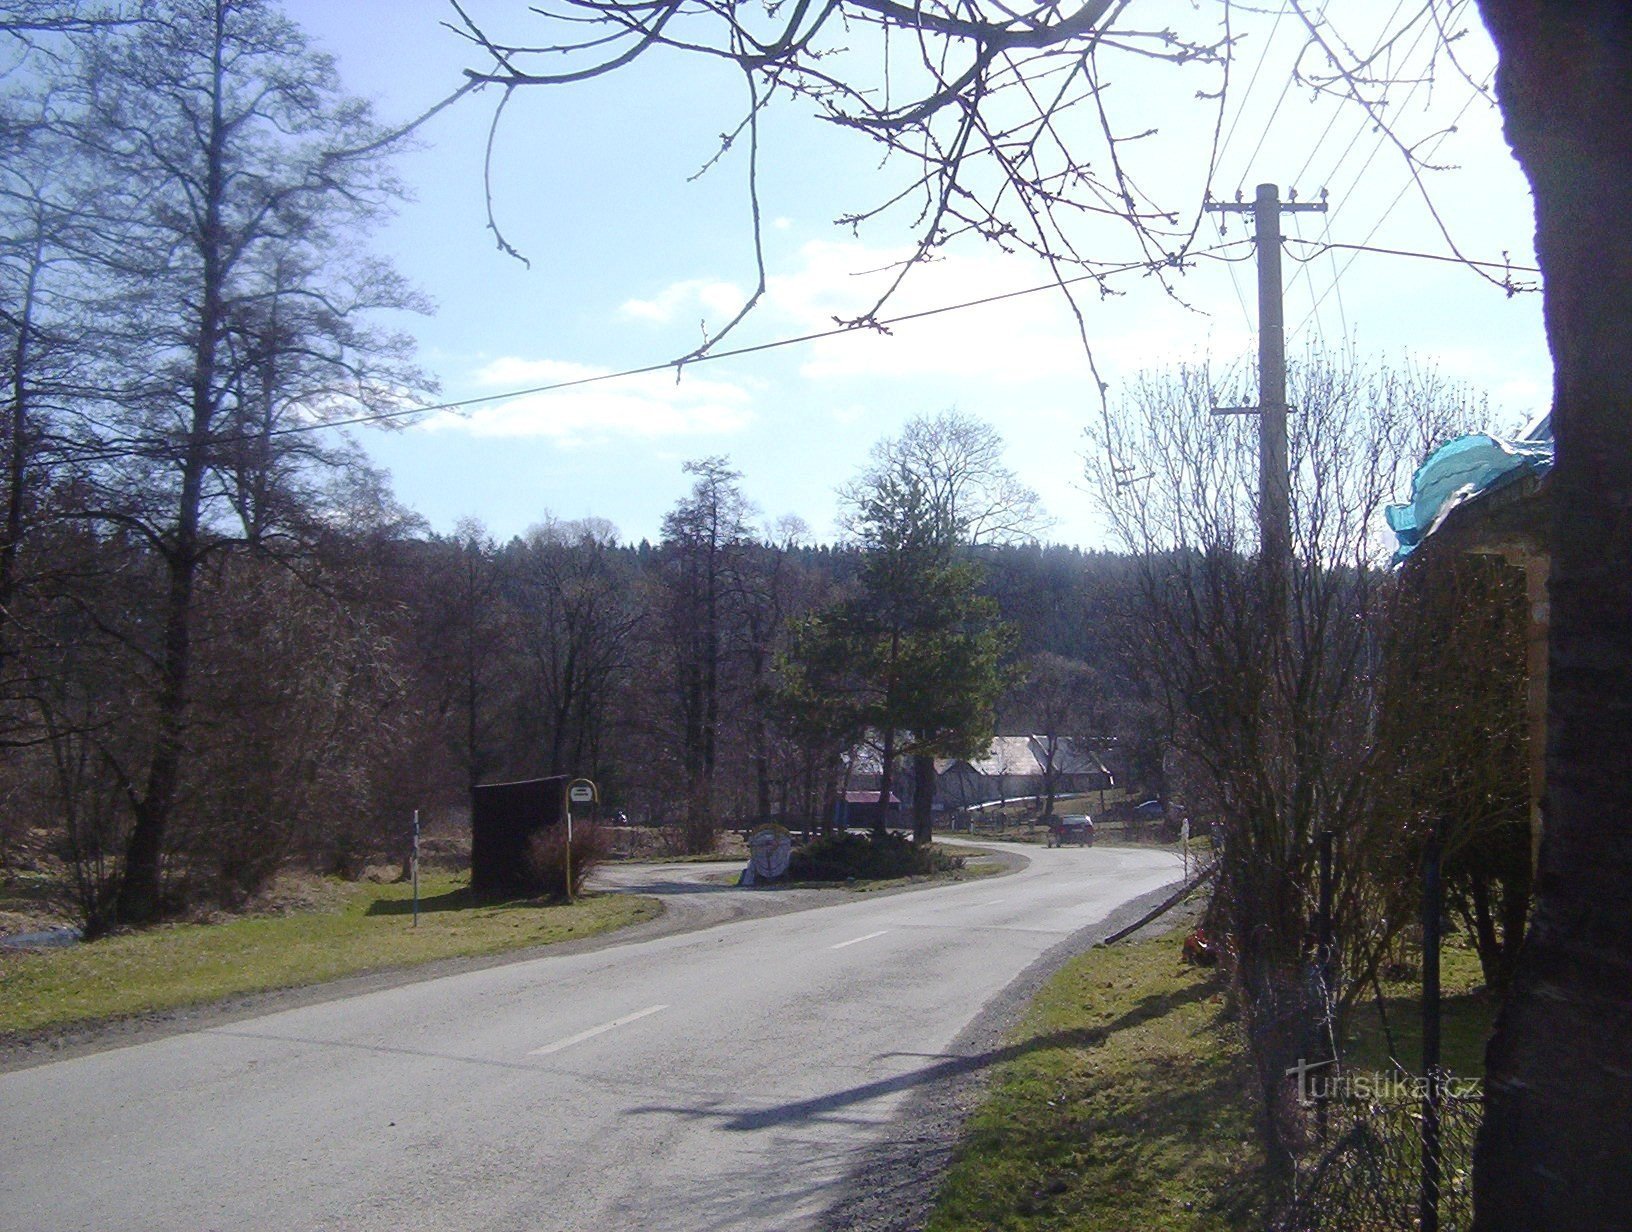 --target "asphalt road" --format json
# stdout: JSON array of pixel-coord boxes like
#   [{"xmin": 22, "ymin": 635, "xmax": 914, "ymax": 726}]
[{"xmin": 0, "ymin": 843, "xmax": 1182, "ymax": 1232}]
